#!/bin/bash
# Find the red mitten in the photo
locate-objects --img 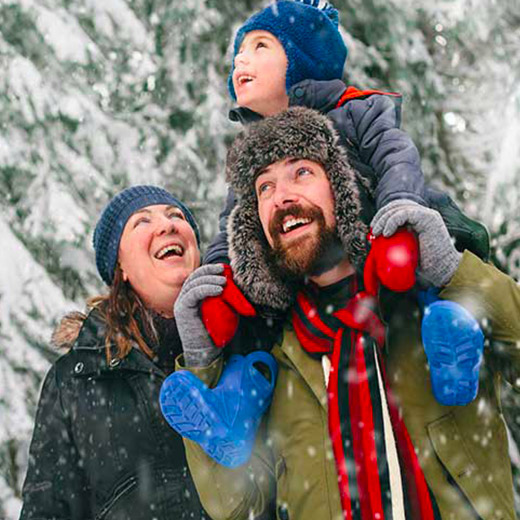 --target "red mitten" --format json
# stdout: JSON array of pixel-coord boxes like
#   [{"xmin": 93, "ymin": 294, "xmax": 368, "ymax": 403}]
[
  {"xmin": 201, "ymin": 298, "xmax": 239, "ymax": 349},
  {"xmin": 201, "ymin": 265, "xmax": 256, "ymax": 348},
  {"xmin": 364, "ymin": 228, "xmax": 418, "ymax": 295}
]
